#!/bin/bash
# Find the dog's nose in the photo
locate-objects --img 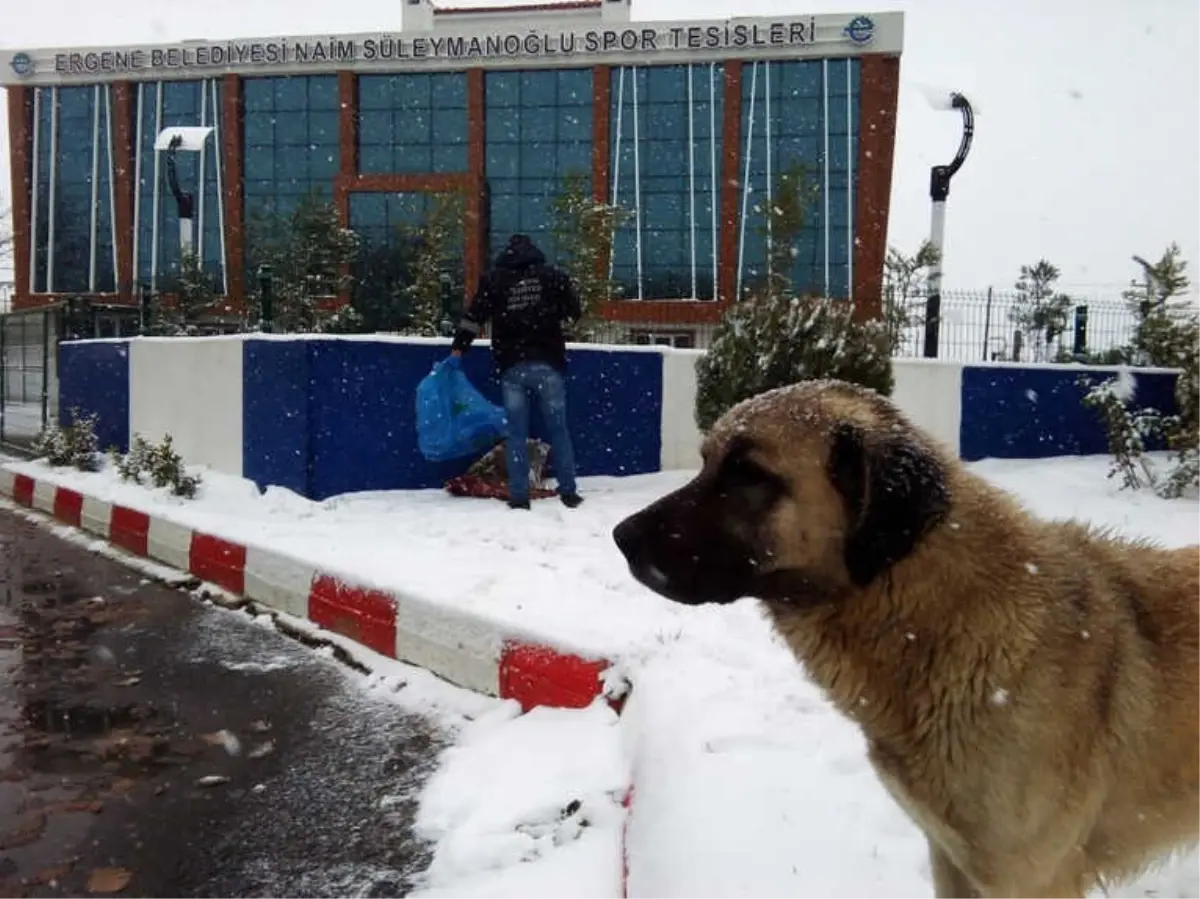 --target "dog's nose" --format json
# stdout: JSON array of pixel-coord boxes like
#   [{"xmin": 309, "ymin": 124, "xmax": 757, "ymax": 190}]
[{"xmin": 612, "ymin": 516, "xmax": 641, "ymax": 561}]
